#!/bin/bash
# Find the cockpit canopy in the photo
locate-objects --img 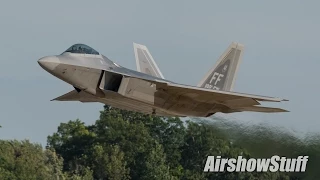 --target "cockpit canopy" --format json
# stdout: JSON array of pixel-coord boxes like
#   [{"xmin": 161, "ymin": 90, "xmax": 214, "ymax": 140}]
[{"xmin": 64, "ymin": 44, "xmax": 99, "ymax": 55}]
